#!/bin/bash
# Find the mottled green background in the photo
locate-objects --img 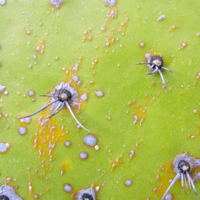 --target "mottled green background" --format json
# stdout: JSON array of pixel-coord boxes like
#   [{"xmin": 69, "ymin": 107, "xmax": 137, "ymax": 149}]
[{"xmin": 0, "ymin": 0, "xmax": 200, "ymax": 199}]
